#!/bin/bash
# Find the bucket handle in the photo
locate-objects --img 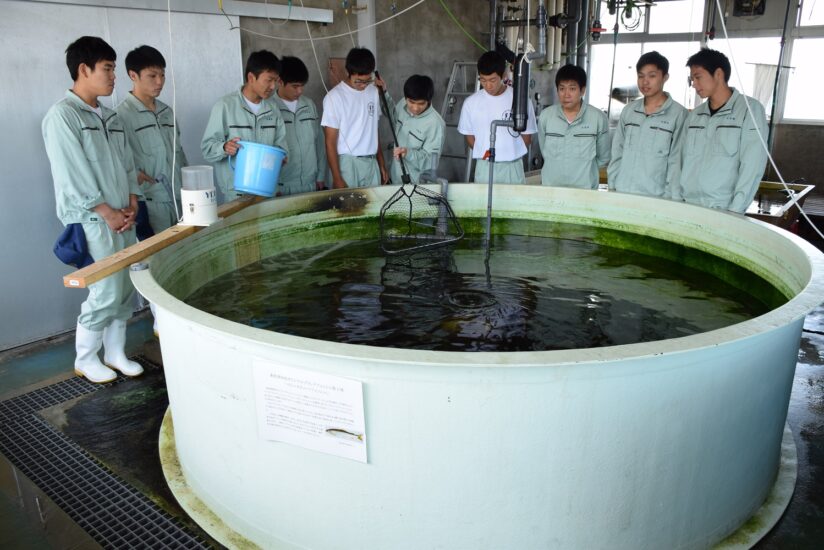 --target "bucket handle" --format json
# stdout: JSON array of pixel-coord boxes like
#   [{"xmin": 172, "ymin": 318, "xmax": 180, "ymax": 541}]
[{"xmin": 228, "ymin": 141, "xmax": 243, "ymax": 171}]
